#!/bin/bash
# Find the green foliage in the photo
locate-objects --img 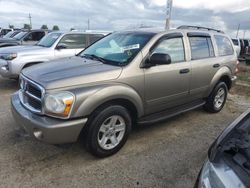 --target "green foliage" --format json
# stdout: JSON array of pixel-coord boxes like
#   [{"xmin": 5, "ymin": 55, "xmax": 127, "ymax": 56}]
[
  {"xmin": 23, "ymin": 24, "xmax": 31, "ymax": 30},
  {"xmin": 41, "ymin": 25, "xmax": 48, "ymax": 30},
  {"xmin": 52, "ymin": 25, "xmax": 60, "ymax": 31}
]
